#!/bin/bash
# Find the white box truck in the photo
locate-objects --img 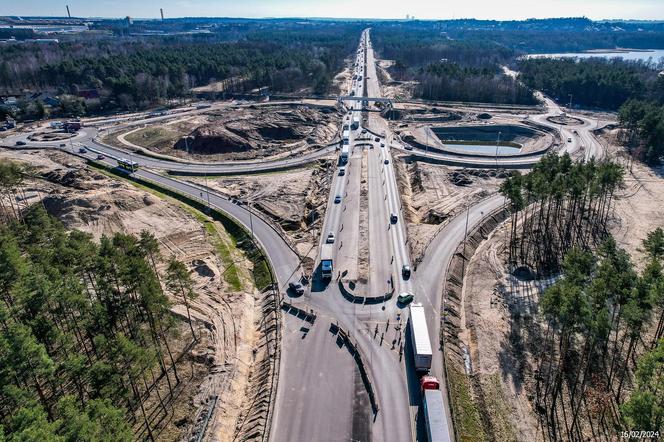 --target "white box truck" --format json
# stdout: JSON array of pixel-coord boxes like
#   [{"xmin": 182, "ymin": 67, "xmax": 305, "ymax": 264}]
[
  {"xmin": 423, "ymin": 389, "xmax": 450, "ymax": 442},
  {"xmin": 409, "ymin": 303, "xmax": 433, "ymax": 371},
  {"xmin": 320, "ymin": 243, "xmax": 334, "ymax": 279},
  {"xmin": 340, "ymin": 145, "xmax": 350, "ymax": 164}
]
